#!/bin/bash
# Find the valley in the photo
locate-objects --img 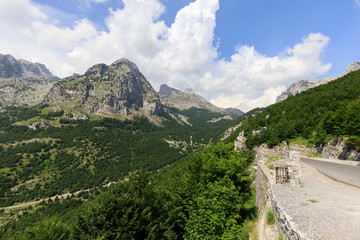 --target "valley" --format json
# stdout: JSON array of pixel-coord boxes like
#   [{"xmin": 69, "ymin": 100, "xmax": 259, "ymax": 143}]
[{"xmin": 1, "ymin": 54, "xmax": 360, "ymax": 239}]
